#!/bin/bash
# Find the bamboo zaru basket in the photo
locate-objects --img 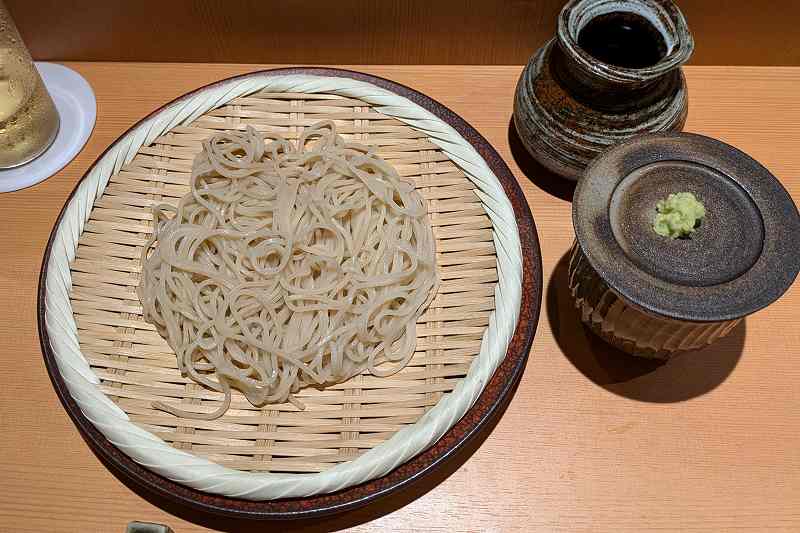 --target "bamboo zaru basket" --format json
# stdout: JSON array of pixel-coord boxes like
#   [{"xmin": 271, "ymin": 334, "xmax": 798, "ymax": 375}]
[{"xmin": 43, "ymin": 71, "xmax": 524, "ymax": 500}]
